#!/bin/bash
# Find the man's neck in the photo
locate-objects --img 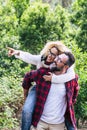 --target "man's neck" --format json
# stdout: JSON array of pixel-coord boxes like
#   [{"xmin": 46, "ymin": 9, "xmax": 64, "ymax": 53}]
[{"xmin": 54, "ymin": 69, "xmax": 66, "ymax": 75}]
